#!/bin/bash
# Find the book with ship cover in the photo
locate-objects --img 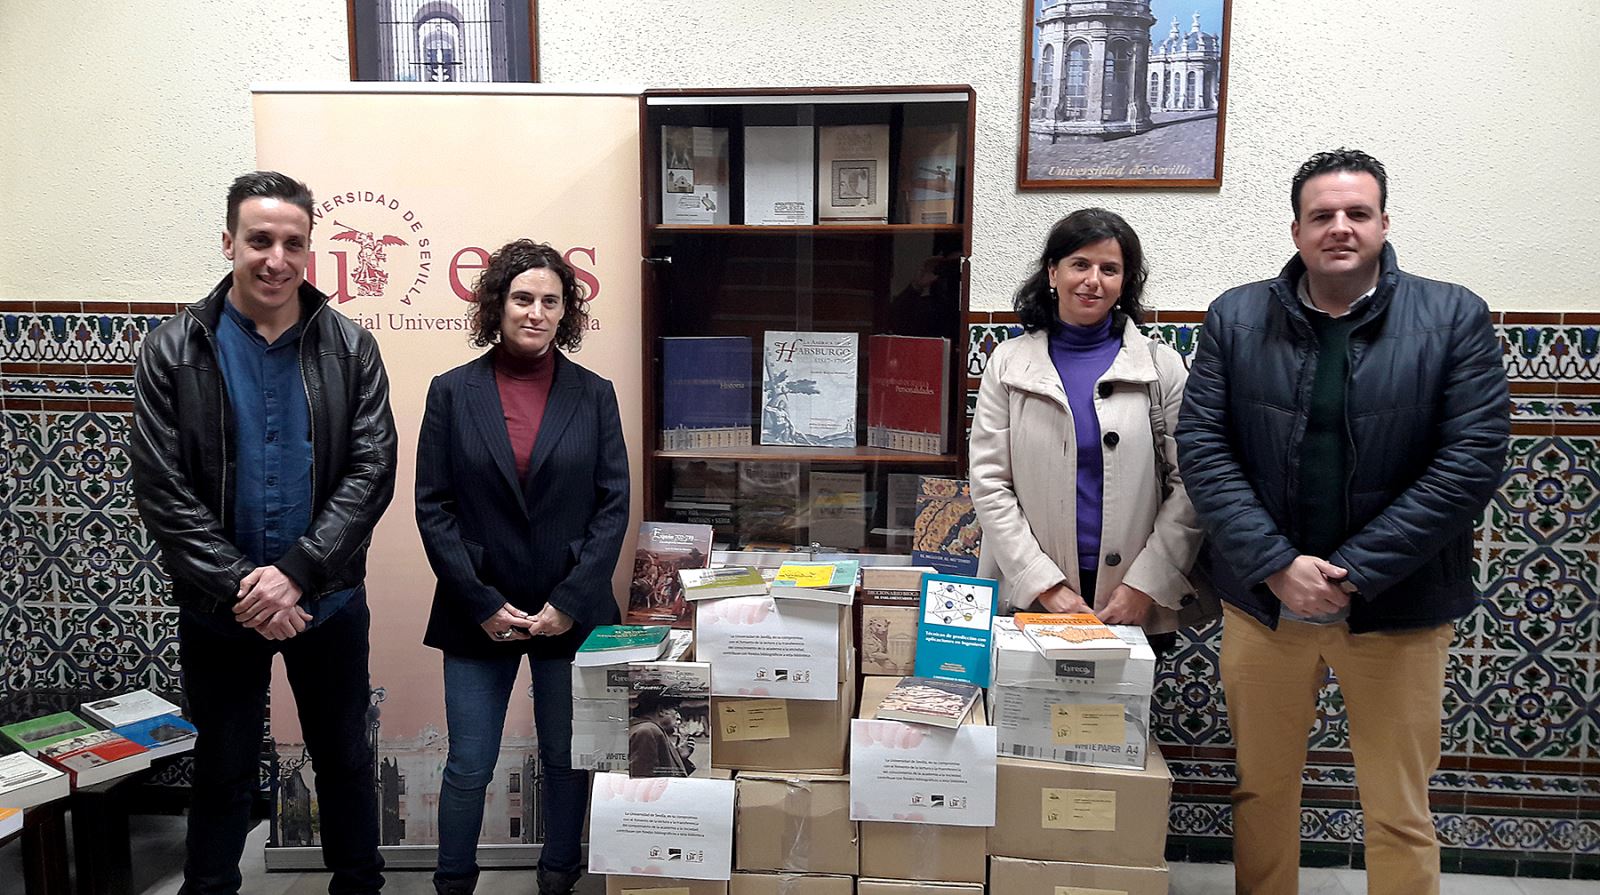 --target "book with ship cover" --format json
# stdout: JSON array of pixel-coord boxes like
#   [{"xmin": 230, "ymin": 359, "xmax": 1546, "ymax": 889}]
[
  {"xmin": 660, "ymin": 337, "xmax": 753, "ymax": 450},
  {"xmin": 661, "ymin": 125, "xmax": 730, "ymax": 224},
  {"xmin": 1012, "ymin": 612, "xmax": 1133, "ymax": 661},
  {"xmin": 628, "ymin": 661, "xmax": 712, "ymax": 779},
  {"xmin": 574, "ymin": 625, "xmax": 672, "ymax": 668},
  {"xmin": 625, "ymin": 522, "xmax": 714, "ymax": 627},
  {"xmin": 872, "ymin": 676, "xmax": 982, "ymax": 729},
  {"xmin": 760, "ymin": 331, "xmax": 859, "ymax": 447}
]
